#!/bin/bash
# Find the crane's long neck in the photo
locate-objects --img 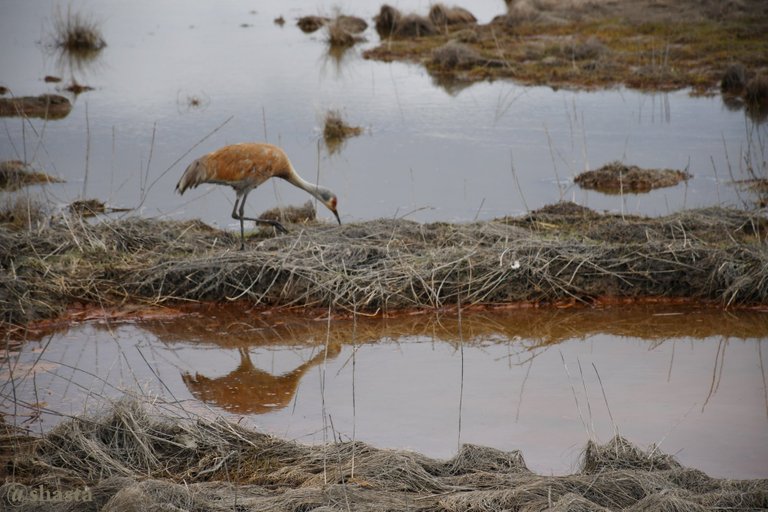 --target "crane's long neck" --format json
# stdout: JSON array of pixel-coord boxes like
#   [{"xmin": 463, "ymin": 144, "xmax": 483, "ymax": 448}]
[{"xmin": 285, "ymin": 165, "xmax": 331, "ymax": 201}]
